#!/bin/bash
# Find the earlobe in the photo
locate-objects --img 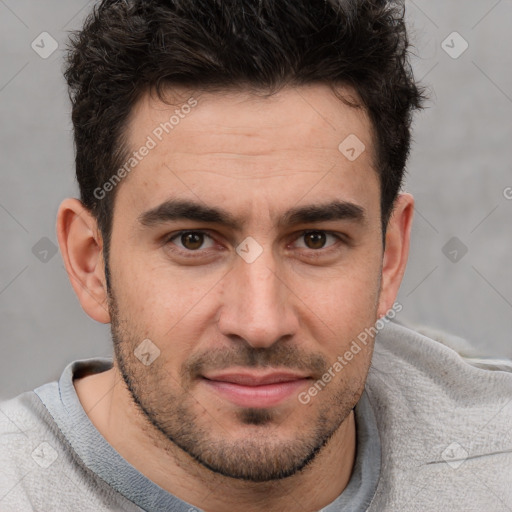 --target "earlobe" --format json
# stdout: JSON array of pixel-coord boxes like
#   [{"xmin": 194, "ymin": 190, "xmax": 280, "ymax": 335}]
[
  {"xmin": 56, "ymin": 198, "xmax": 111, "ymax": 324},
  {"xmin": 377, "ymin": 193, "xmax": 414, "ymax": 318}
]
